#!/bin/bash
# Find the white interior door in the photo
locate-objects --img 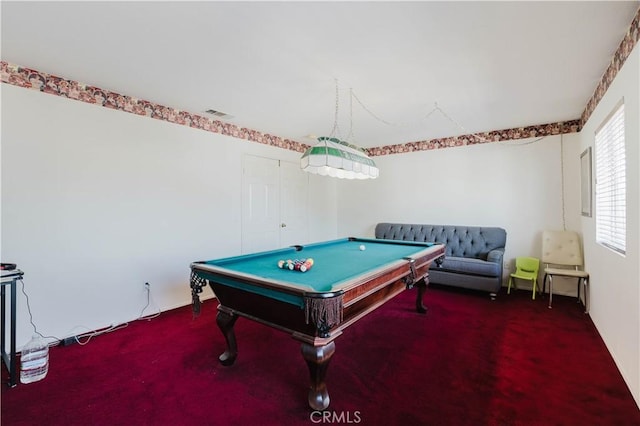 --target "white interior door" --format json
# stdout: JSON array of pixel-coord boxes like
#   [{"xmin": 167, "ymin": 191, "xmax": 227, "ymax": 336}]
[
  {"xmin": 279, "ymin": 161, "xmax": 309, "ymax": 248},
  {"xmin": 241, "ymin": 155, "xmax": 280, "ymax": 254},
  {"xmin": 241, "ymin": 155, "xmax": 308, "ymax": 253}
]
